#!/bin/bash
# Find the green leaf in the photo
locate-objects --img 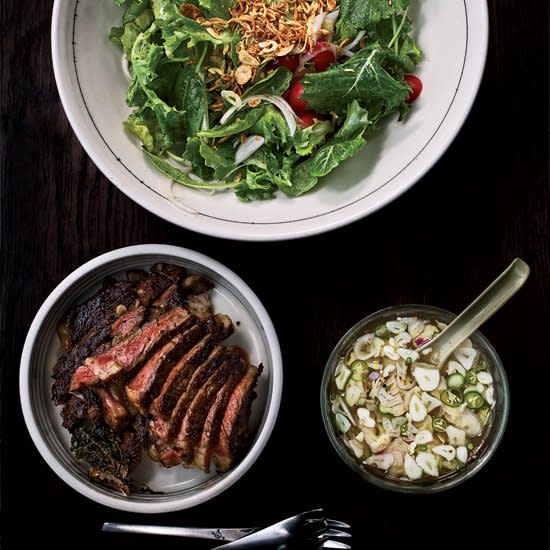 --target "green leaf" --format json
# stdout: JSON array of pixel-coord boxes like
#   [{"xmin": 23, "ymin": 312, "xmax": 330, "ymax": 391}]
[
  {"xmin": 144, "ymin": 150, "xmax": 238, "ymax": 189},
  {"xmin": 123, "ymin": 0, "xmax": 150, "ymax": 24},
  {"xmin": 123, "ymin": 112, "xmax": 155, "ymax": 151},
  {"xmin": 198, "ymin": 108, "xmax": 264, "ymax": 138},
  {"xmin": 250, "ymin": 106, "xmax": 292, "ymax": 146},
  {"xmin": 334, "ymin": 100, "xmax": 371, "ymax": 139},
  {"xmin": 243, "ymin": 68, "xmax": 293, "ymax": 98},
  {"xmin": 337, "ymin": 0, "xmax": 410, "ymax": 38},
  {"xmin": 284, "ymin": 134, "xmax": 366, "ymax": 197},
  {"xmin": 199, "ymin": 142, "xmax": 235, "ymax": 180},
  {"xmin": 301, "ymin": 43, "xmax": 410, "ymax": 115},
  {"xmin": 293, "ymin": 120, "xmax": 332, "ymax": 156},
  {"xmin": 184, "ymin": 137, "xmax": 212, "ymax": 178},
  {"xmin": 172, "ymin": 64, "xmax": 208, "ymax": 136}
]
